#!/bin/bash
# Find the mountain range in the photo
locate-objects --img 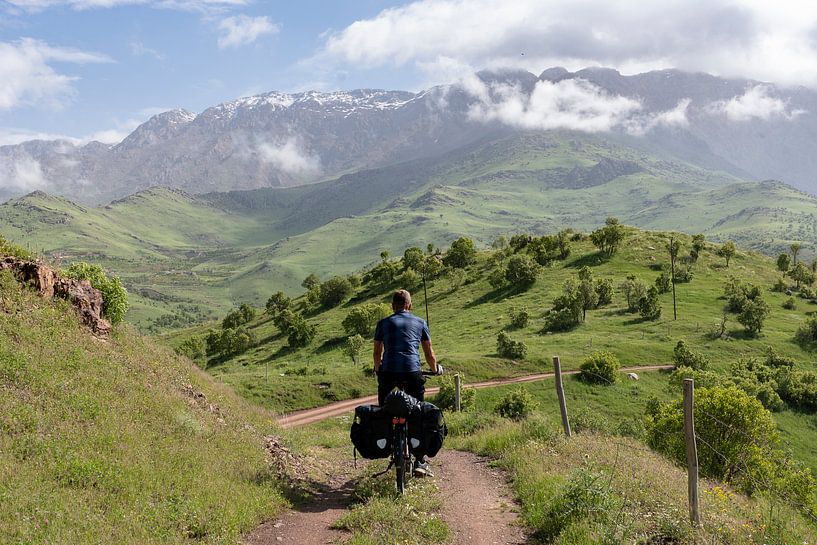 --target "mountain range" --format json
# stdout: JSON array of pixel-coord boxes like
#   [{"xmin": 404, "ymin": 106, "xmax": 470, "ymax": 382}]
[{"xmin": 2, "ymin": 67, "xmax": 817, "ymax": 204}]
